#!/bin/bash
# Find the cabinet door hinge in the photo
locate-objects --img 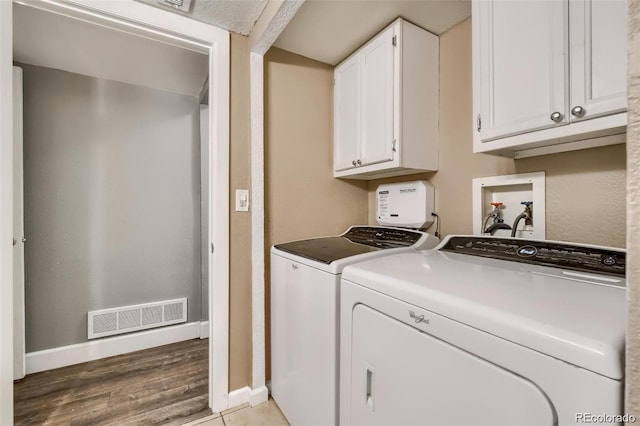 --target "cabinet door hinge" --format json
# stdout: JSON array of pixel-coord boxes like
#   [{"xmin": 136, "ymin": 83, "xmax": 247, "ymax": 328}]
[
  {"xmin": 392, "ymin": 139, "xmax": 397, "ymax": 152},
  {"xmin": 392, "ymin": 35, "xmax": 397, "ymax": 46},
  {"xmin": 476, "ymin": 114, "xmax": 482, "ymax": 132}
]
